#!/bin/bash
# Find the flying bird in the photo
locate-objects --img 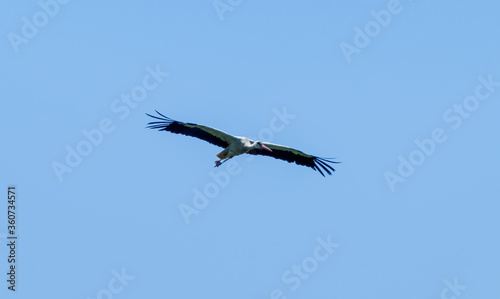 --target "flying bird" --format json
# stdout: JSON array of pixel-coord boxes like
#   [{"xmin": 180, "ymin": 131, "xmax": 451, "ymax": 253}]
[{"xmin": 146, "ymin": 111, "xmax": 339, "ymax": 176}]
